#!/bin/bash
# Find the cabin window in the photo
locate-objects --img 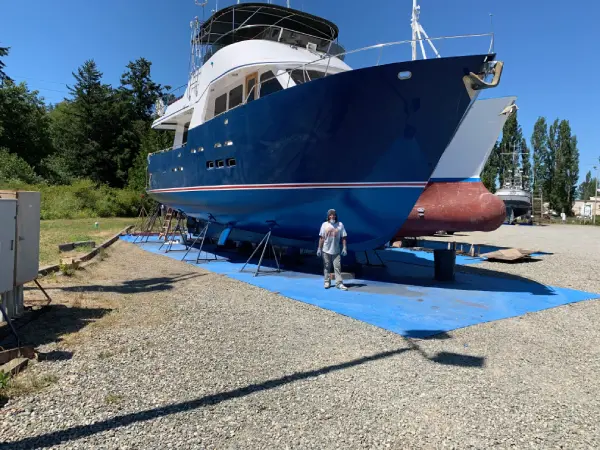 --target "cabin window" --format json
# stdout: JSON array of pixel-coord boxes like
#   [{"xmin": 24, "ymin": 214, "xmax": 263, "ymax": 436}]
[
  {"xmin": 260, "ymin": 71, "xmax": 283, "ymax": 97},
  {"xmin": 182, "ymin": 123, "xmax": 190, "ymax": 145},
  {"xmin": 290, "ymin": 69, "xmax": 326, "ymax": 85},
  {"xmin": 227, "ymin": 158, "xmax": 236, "ymax": 167},
  {"xmin": 229, "ymin": 85, "xmax": 243, "ymax": 109},
  {"xmin": 216, "ymin": 160, "xmax": 225, "ymax": 168},
  {"xmin": 246, "ymin": 73, "xmax": 258, "ymax": 103},
  {"xmin": 206, "ymin": 161, "xmax": 214, "ymax": 169},
  {"xmin": 214, "ymin": 93, "xmax": 227, "ymax": 116}
]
